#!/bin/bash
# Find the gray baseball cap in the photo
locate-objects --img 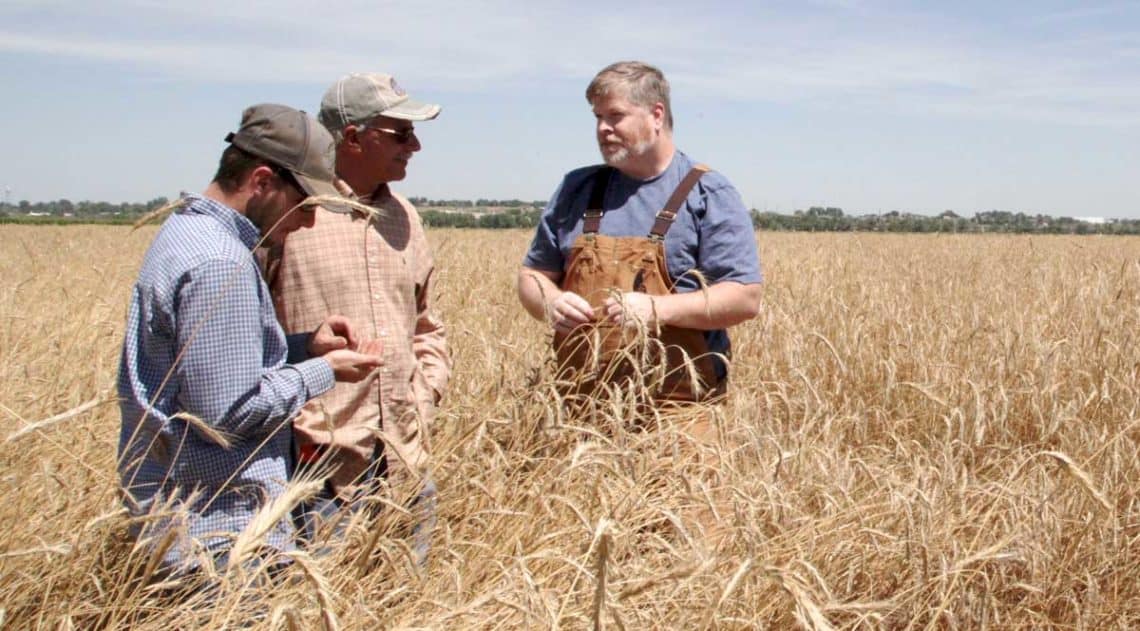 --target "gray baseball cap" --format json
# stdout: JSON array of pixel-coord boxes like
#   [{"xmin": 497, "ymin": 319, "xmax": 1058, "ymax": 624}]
[
  {"xmin": 319, "ymin": 73, "xmax": 441, "ymax": 132},
  {"xmin": 225, "ymin": 103, "xmax": 339, "ymax": 201}
]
